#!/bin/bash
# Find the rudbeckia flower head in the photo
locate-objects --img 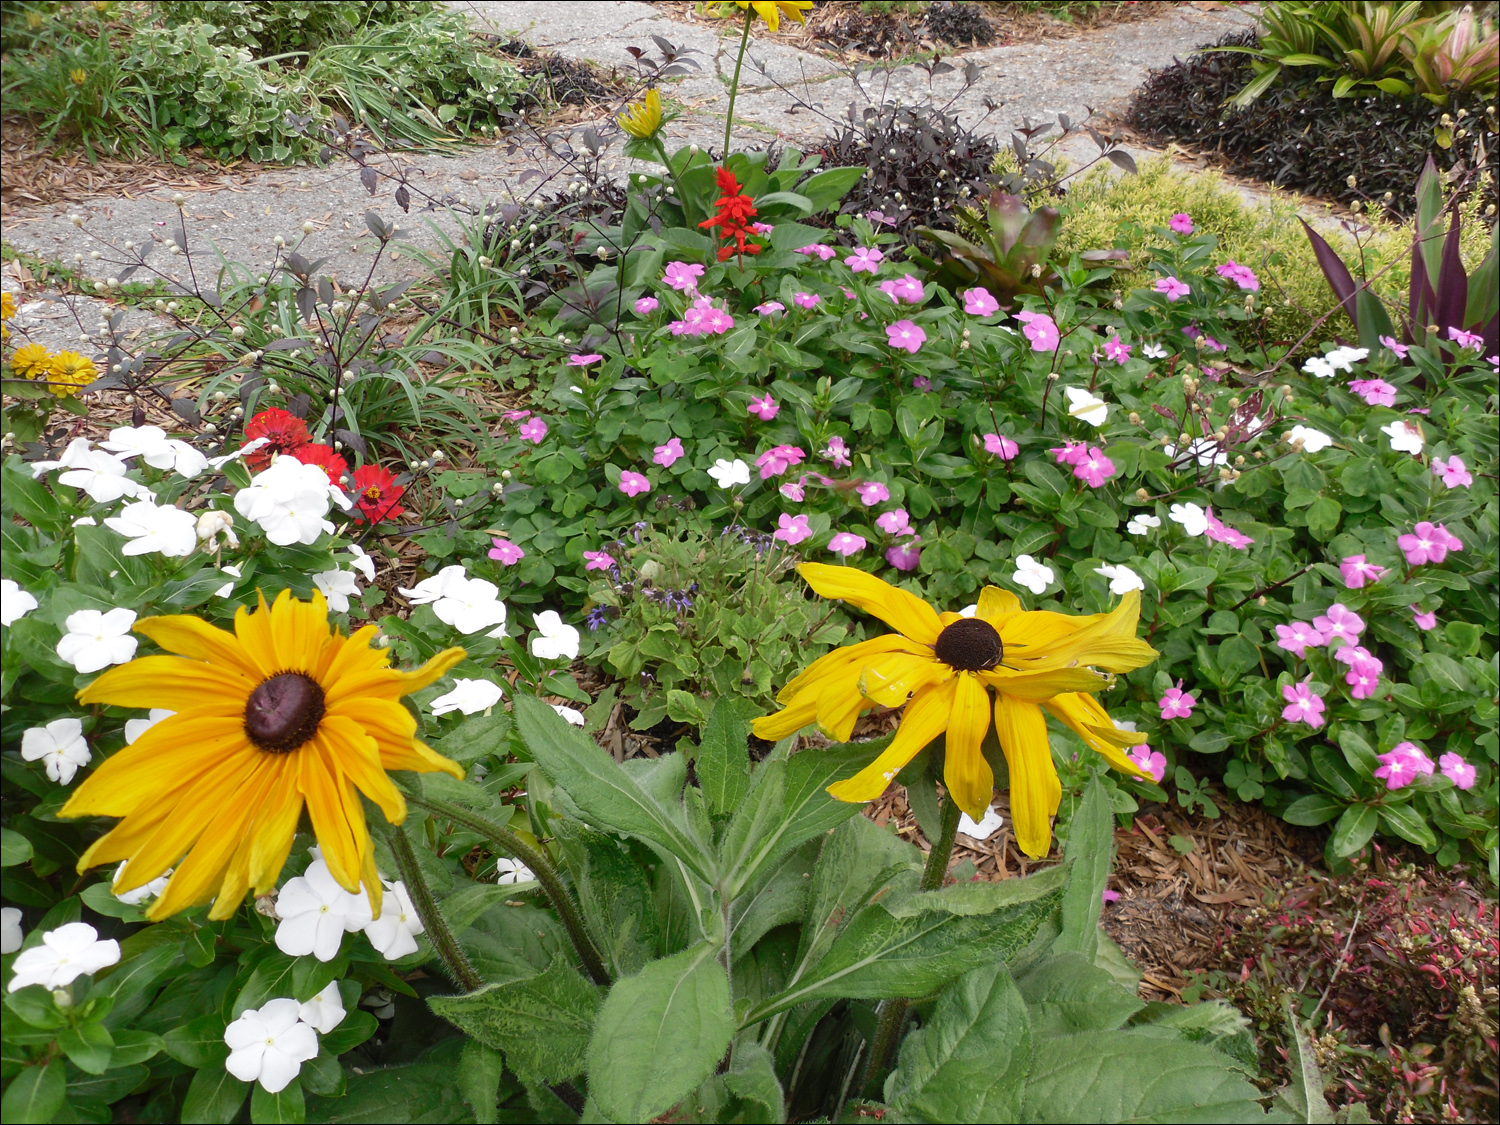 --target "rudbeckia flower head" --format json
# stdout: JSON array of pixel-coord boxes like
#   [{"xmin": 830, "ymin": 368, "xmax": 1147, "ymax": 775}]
[
  {"xmin": 59, "ymin": 591, "xmax": 465, "ymax": 922},
  {"xmin": 733, "ymin": 0, "xmax": 813, "ymax": 31},
  {"xmin": 618, "ymin": 88, "xmax": 664, "ymax": 140},
  {"xmin": 752, "ymin": 565, "xmax": 1158, "ymax": 858}
]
